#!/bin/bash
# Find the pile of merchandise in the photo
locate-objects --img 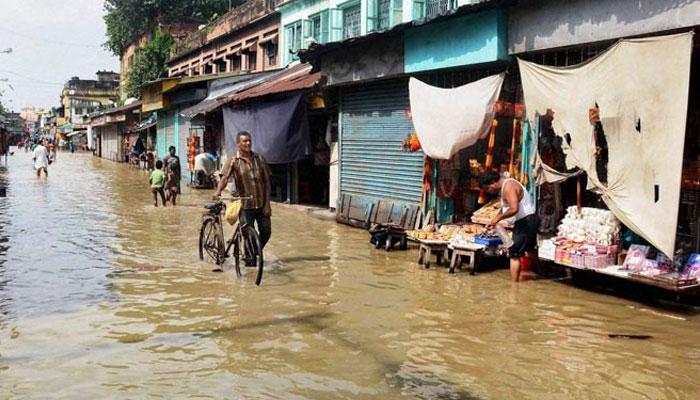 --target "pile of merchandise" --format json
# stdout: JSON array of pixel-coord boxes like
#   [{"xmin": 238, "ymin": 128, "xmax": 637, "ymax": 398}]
[
  {"xmin": 623, "ymin": 245, "xmax": 699, "ymax": 285},
  {"xmin": 557, "ymin": 206, "xmax": 619, "ymax": 245},
  {"xmin": 407, "ymin": 225, "xmax": 461, "ymax": 242},
  {"xmin": 539, "ymin": 207, "xmax": 620, "ymax": 268}
]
